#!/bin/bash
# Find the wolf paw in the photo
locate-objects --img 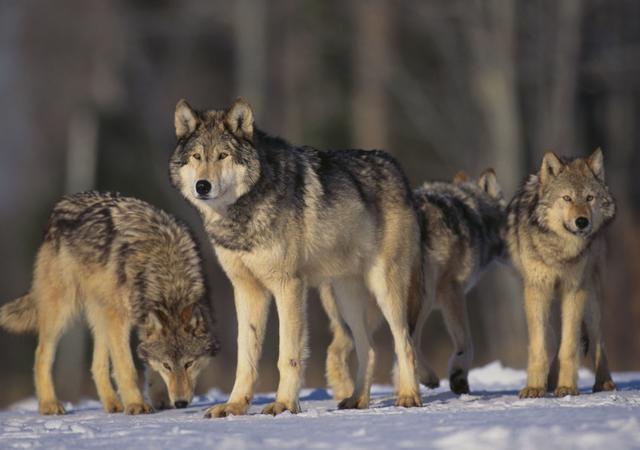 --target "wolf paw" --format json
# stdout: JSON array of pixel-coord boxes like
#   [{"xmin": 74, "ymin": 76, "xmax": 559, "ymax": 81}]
[
  {"xmin": 449, "ymin": 375, "xmax": 470, "ymax": 395},
  {"xmin": 420, "ymin": 375, "xmax": 441, "ymax": 389},
  {"xmin": 554, "ymin": 386, "xmax": 579, "ymax": 397},
  {"xmin": 203, "ymin": 402, "xmax": 248, "ymax": 418},
  {"xmin": 337, "ymin": 396, "xmax": 369, "ymax": 410},
  {"xmin": 395, "ymin": 393, "xmax": 422, "ymax": 408},
  {"xmin": 261, "ymin": 401, "xmax": 300, "ymax": 416},
  {"xmin": 519, "ymin": 386, "xmax": 546, "ymax": 398},
  {"xmin": 124, "ymin": 402, "xmax": 153, "ymax": 415},
  {"xmin": 39, "ymin": 400, "xmax": 66, "ymax": 415},
  {"xmin": 103, "ymin": 398, "xmax": 124, "ymax": 413},
  {"xmin": 593, "ymin": 380, "xmax": 616, "ymax": 393}
]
